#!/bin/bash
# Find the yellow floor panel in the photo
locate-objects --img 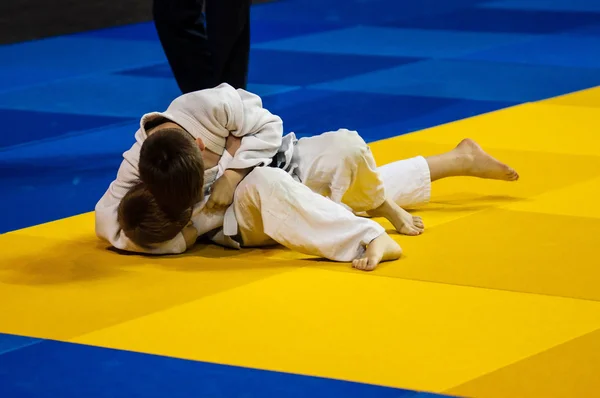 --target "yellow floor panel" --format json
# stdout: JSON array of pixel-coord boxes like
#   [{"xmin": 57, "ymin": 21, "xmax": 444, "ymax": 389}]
[
  {"xmin": 318, "ymin": 208, "xmax": 600, "ymax": 301},
  {"xmin": 9, "ymin": 212, "xmax": 99, "ymax": 241},
  {"xmin": 503, "ymin": 176, "xmax": 600, "ymax": 219},
  {"xmin": 446, "ymin": 329, "xmax": 600, "ymax": 398},
  {"xmin": 71, "ymin": 267, "xmax": 600, "ymax": 393},
  {"xmin": 545, "ymin": 86, "xmax": 600, "ymax": 109},
  {"xmin": 397, "ymin": 102, "xmax": 600, "ymax": 157},
  {"xmin": 0, "ymin": 231, "xmax": 306, "ymax": 340}
]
